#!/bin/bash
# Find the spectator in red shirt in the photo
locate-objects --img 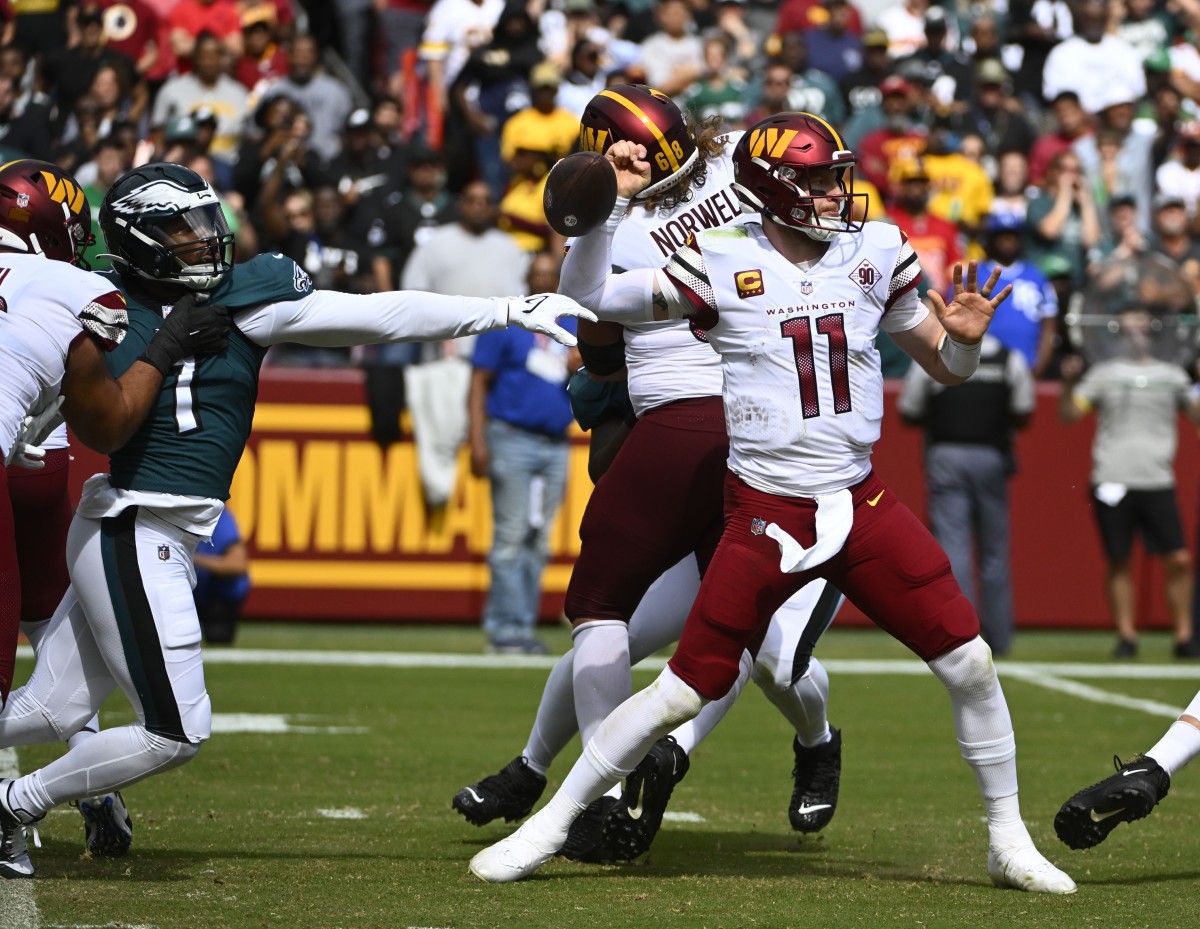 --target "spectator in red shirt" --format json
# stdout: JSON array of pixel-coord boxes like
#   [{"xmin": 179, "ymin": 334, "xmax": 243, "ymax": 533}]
[
  {"xmin": 1028, "ymin": 91, "xmax": 1090, "ymax": 187},
  {"xmin": 96, "ymin": 0, "xmax": 161, "ymax": 80},
  {"xmin": 776, "ymin": 0, "xmax": 862, "ymax": 38},
  {"xmin": 169, "ymin": 0, "xmax": 244, "ymax": 64},
  {"xmin": 857, "ymin": 75, "xmax": 927, "ymax": 193},
  {"xmin": 887, "ymin": 156, "xmax": 963, "ymax": 295},
  {"xmin": 235, "ymin": 5, "xmax": 289, "ymax": 92}
]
